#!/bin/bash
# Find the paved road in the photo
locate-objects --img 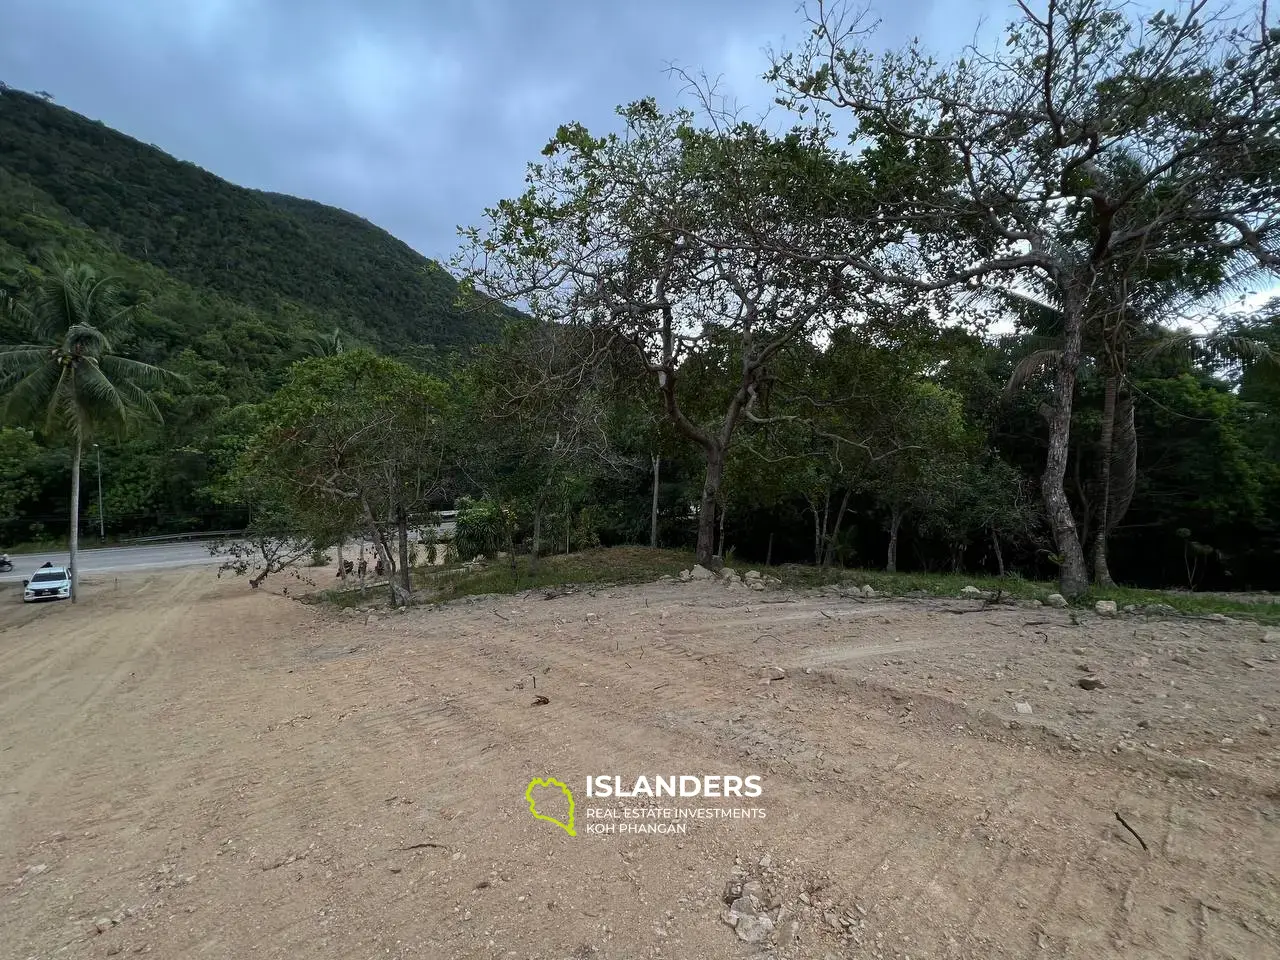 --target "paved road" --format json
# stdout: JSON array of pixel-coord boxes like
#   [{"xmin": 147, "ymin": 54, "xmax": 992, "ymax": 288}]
[
  {"xmin": 0, "ymin": 527, "xmax": 458, "ymax": 584},
  {"xmin": 0, "ymin": 542, "xmax": 222, "ymax": 584}
]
